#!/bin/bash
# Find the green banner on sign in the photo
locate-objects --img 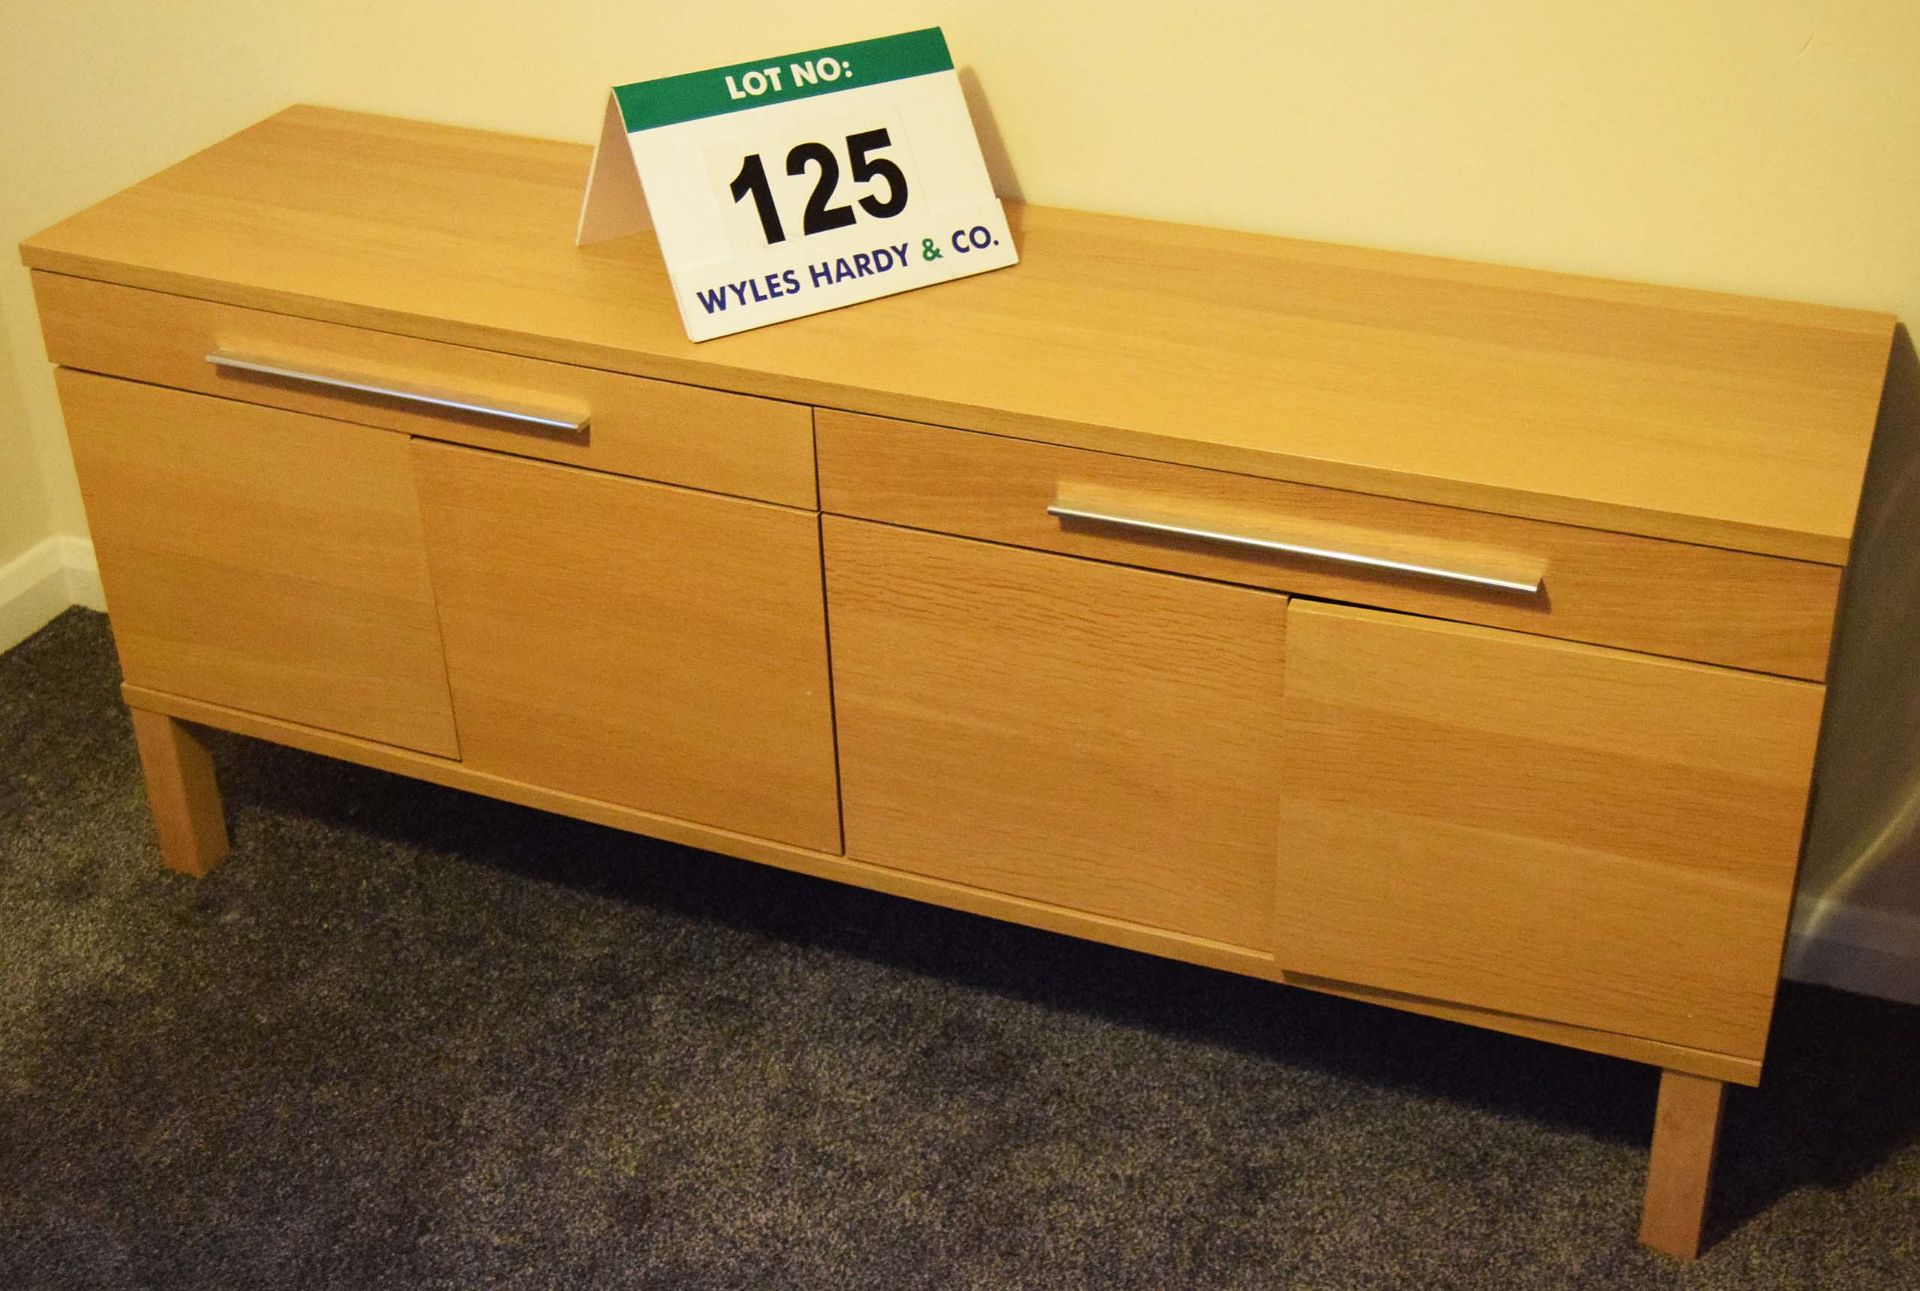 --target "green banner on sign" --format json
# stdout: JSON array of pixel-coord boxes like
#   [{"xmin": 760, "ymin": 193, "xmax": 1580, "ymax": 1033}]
[{"xmin": 614, "ymin": 28, "xmax": 954, "ymax": 133}]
